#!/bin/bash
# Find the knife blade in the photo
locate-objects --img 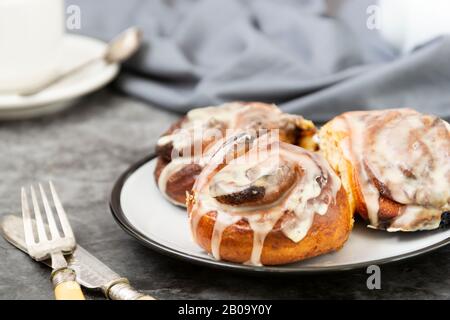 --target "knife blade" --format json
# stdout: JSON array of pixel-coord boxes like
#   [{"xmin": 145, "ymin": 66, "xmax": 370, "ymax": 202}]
[{"xmin": 0, "ymin": 215, "xmax": 154, "ymax": 300}]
